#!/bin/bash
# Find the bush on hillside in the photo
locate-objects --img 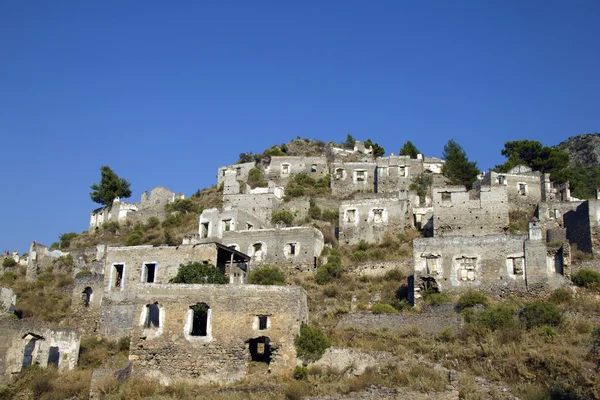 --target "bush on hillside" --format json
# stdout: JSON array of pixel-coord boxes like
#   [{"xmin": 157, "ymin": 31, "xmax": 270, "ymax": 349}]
[
  {"xmin": 456, "ymin": 290, "xmax": 488, "ymax": 311},
  {"xmin": 520, "ymin": 301, "xmax": 563, "ymax": 329},
  {"xmin": 169, "ymin": 262, "xmax": 227, "ymax": 284},
  {"xmin": 248, "ymin": 266, "xmax": 286, "ymax": 285},
  {"xmin": 571, "ymin": 269, "xmax": 600, "ymax": 288},
  {"xmin": 272, "ymin": 210, "xmax": 294, "ymax": 226},
  {"xmin": 294, "ymin": 323, "xmax": 331, "ymax": 362}
]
